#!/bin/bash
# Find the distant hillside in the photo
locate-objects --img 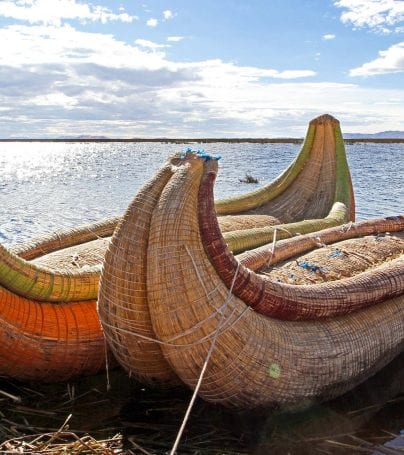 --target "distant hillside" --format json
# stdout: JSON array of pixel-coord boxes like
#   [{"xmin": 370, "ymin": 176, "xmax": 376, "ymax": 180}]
[{"xmin": 344, "ymin": 131, "xmax": 404, "ymax": 139}]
